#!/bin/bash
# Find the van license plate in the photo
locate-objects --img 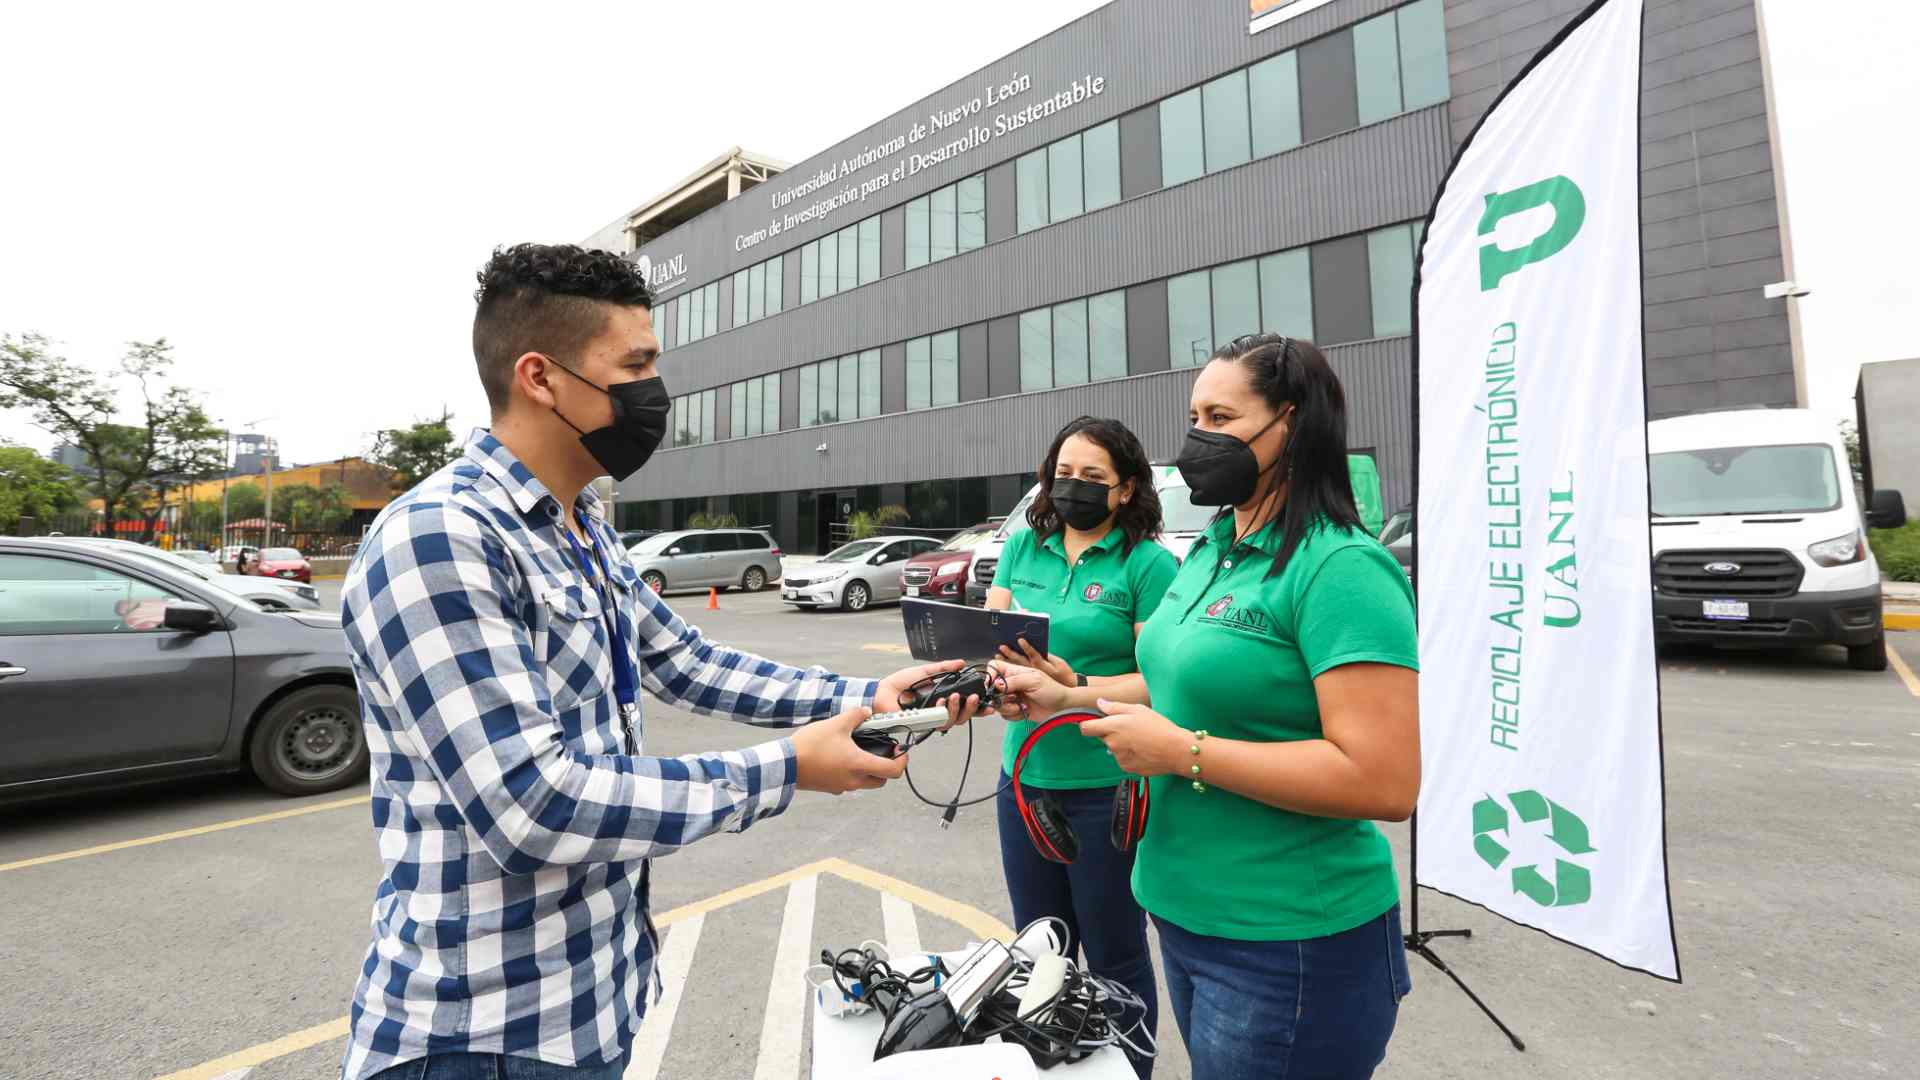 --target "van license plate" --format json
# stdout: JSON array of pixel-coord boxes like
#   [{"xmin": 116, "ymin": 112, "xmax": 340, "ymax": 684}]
[
  {"xmin": 1702, "ymin": 599, "xmax": 1748, "ymax": 620},
  {"xmin": 905, "ymin": 586, "xmax": 920, "ymax": 597}
]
